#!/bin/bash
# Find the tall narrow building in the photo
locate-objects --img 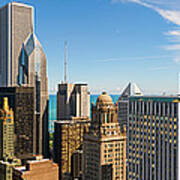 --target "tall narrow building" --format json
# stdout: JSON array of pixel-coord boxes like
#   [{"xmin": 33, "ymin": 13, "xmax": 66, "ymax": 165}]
[
  {"xmin": 0, "ymin": 97, "xmax": 21, "ymax": 180},
  {"xmin": 57, "ymin": 42, "xmax": 90, "ymax": 120},
  {"xmin": 0, "ymin": 2, "xmax": 49, "ymax": 158},
  {"xmin": 55, "ymin": 43, "xmax": 91, "ymax": 179},
  {"xmin": 54, "ymin": 118, "xmax": 90, "ymax": 179},
  {"xmin": 83, "ymin": 92, "xmax": 127, "ymax": 180},
  {"xmin": 0, "ymin": 97, "xmax": 14, "ymax": 161},
  {"xmin": 118, "ymin": 83, "xmax": 143, "ymax": 129},
  {"xmin": 57, "ymin": 83, "xmax": 90, "ymax": 120},
  {"xmin": 118, "ymin": 83, "xmax": 131, "ymax": 129}
]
